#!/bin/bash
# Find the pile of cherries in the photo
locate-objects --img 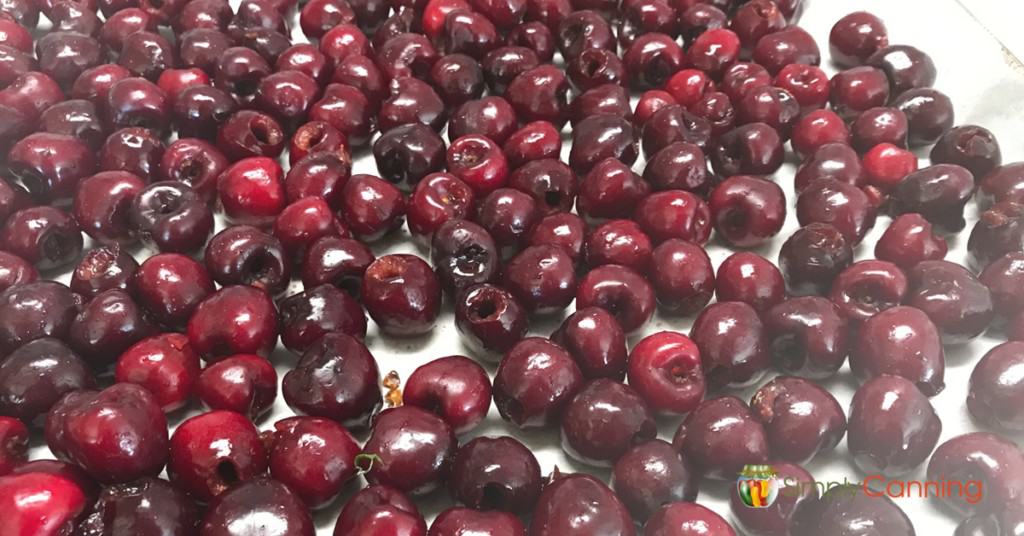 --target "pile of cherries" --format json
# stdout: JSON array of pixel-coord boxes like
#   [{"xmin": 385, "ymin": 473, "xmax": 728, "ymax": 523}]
[{"xmin": 0, "ymin": 0, "xmax": 1022, "ymax": 532}]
